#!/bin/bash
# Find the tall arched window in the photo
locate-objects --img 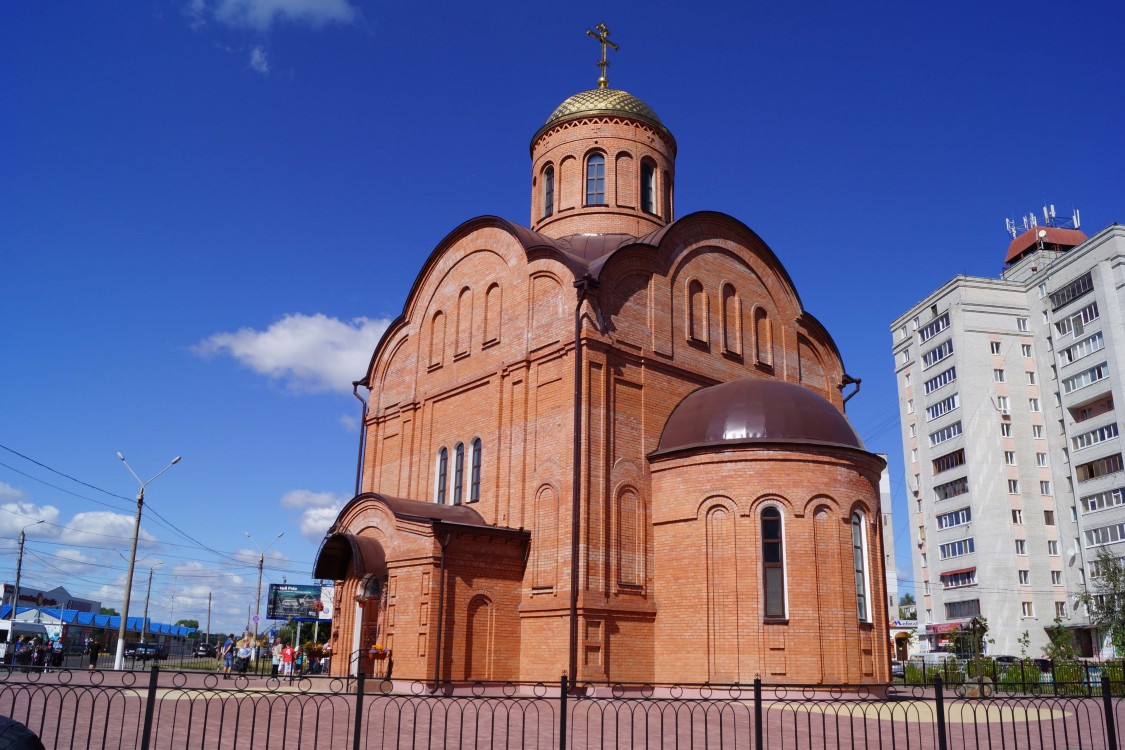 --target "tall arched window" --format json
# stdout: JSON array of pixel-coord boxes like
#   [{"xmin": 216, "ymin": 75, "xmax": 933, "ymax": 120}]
[
  {"xmin": 852, "ymin": 512, "xmax": 870, "ymax": 622},
  {"xmin": 453, "ymin": 443, "xmax": 465, "ymax": 505},
  {"xmin": 542, "ymin": 165, "xmax": 554, "ymax": 218},
  {"xmin": 641, "ymin": 160, "xmax": 656, "ymax": 214},
  {"xmin": 762, "ymin": 506, "xmax": 786, "ymax": 618},
  {"xmin": 429, "ymin": 311, "xmax": 446, "ymax": 368},
  {"xmin": 585, "ymin": 154, "xmax": 606, "ymax": 205},
  {"xmin": 470, "ymin": 438, "xmax": 482, "ymax": 502},
  {"xmin": 754, "ymin": 307, "xmax": 773, "ymax": 366},
  {"xmin": 435, "ymin": 448, "xmax": 448, "ymax": 504}
]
